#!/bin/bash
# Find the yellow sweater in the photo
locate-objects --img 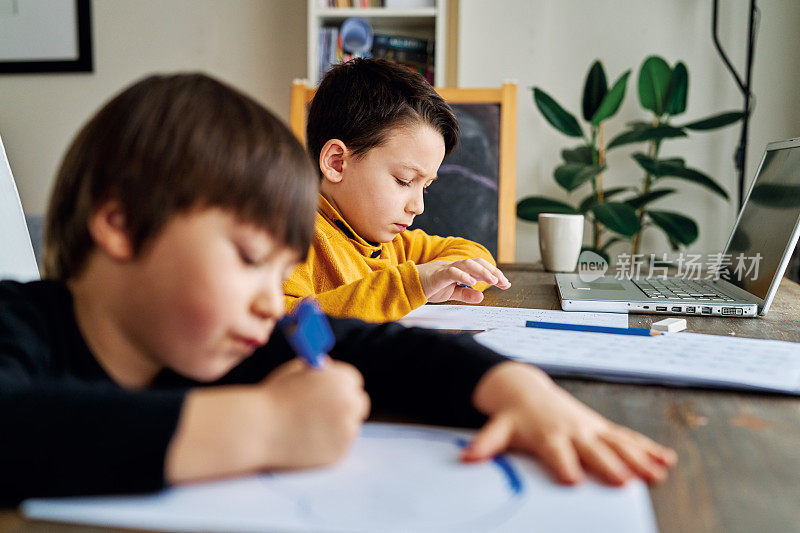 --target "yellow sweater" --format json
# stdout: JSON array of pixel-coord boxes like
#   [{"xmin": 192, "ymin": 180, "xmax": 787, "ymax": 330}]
[{"xmin": 284, "ymin": 195, "xmax": 496, "ymax": 322}]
